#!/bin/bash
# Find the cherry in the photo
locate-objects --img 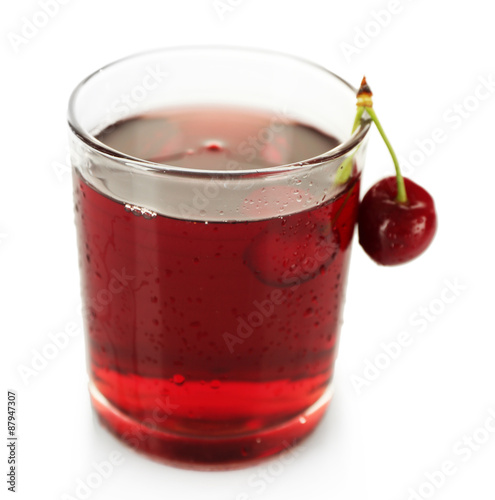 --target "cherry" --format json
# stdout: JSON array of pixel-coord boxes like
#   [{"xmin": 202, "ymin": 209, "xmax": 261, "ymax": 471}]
[
  {"xmin": 351, "ymin": 77, "xmax": 437, "ymax": 265},
  {"xmin": 244, "ymin": 214, "xmax": 340, "ymax": 288},
  {"xmin": 243, "ymin": 181, "xmax": 361, "ymax": 287},
  {"xmin": 358, "ymin": 176, "xmax": 437, "ymax": 265}
]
